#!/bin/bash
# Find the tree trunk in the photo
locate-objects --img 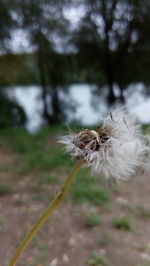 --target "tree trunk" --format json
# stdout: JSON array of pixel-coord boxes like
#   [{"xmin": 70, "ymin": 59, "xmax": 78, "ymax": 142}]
[
  {"xmin": 50, "ymin": 86, "xmax": 60, "ymax": 124},
  {"xmin": 107, "ymin": 73, "xmax": 116, "ymax": 105},
  {"xmin": 103, "ymin": 30, "xmax": 116, "ymax": 104},
  {"xmin": 37, "ymin": 49, "xmax": 52, "ymax": 125},
  {"xmin": 102, "ymin": 0, "xmax": 117, "ymax": 105},
  {"xmin": 104, "ymin": 51, "xmax": 116, "ymax": 105},
  {"xmin": 50, "ymin": 78, "xmax": 62, "ymax": 124},
  {"xmin": 118, "ymin": 83, "xmax": 125, "ymax": 104}
]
